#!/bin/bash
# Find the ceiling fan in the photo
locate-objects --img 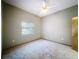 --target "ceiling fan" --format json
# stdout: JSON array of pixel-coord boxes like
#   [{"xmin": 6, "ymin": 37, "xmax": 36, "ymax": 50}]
[
  {"xmin": 40, "ymin": 0, "xmax": 56, "ymax": 14},
  {"xmin": 41, "ymin": 0, "xmax": 49, "ymax": 13}
]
